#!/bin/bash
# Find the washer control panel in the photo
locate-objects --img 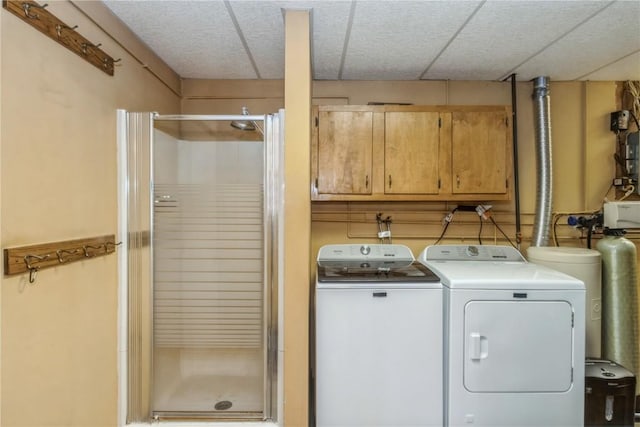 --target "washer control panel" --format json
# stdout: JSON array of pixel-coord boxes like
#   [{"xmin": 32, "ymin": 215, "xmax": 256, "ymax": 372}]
[{"xmin": 317, "ymin": 244, "xmax": 414, "ymax": 262}]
